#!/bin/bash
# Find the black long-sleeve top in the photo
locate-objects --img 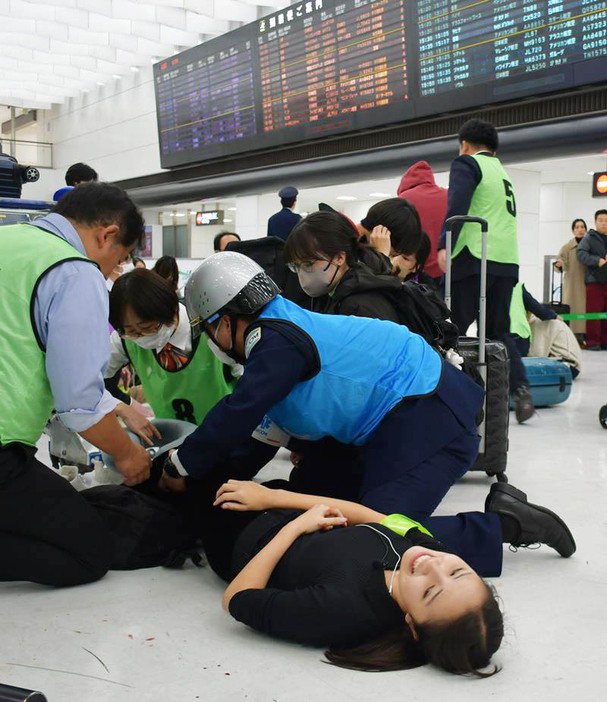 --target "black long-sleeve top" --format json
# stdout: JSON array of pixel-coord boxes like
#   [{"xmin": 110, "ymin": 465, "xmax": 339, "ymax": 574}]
[{"xmin": 228, "ymin": 510, "xmax": 450, "ymax": 648}]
